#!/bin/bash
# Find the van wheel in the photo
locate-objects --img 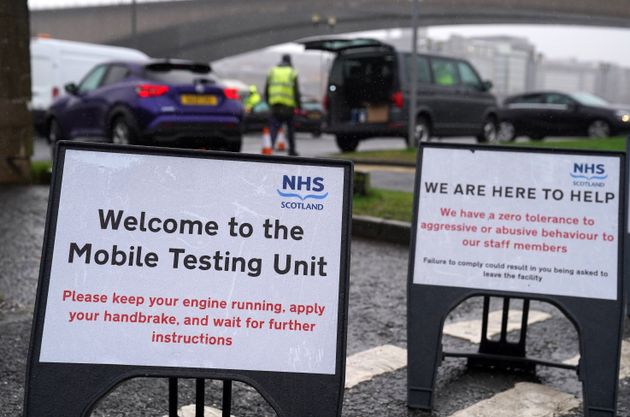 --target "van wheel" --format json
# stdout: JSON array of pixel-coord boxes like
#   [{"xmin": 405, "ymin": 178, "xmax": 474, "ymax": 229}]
[
  {"xmin": 336, "ymin": 135, "xmax": 359, "ymax": 152},
  {"xmin": 110, "ymin": 116, "xmax": 138, "ymax": 145},
  {"xmin": 477, "ymin": 116, "xmax": 498, "ymax": 143},
  {"xmin": 412, "ymin": 116, "xmax": 431, "ymax": 147},
  {"xmin": 224, "ymin": 135, "xmax": 242, "ymax": 152}
]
